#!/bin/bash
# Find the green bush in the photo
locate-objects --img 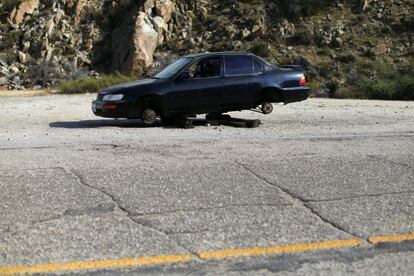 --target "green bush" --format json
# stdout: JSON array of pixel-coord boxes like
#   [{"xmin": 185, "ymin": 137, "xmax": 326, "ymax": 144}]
[
  {"xmin": 268, "ymin": 0, "xmax": 331, "ymax": 19},
  {"xmin": 352, "ymin": 61, "xmax": 414, "ymax": 100},
  {"xmin": 1, "ymin": 30, "xmax": 22, "ymax": 50},
  {"xmin": 59, "ymin": 73, "xmax": 135, "ymax": 94},
  {"xmin": 289, "ymin": 29, "xmax": 313, "ymax": 45}
]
